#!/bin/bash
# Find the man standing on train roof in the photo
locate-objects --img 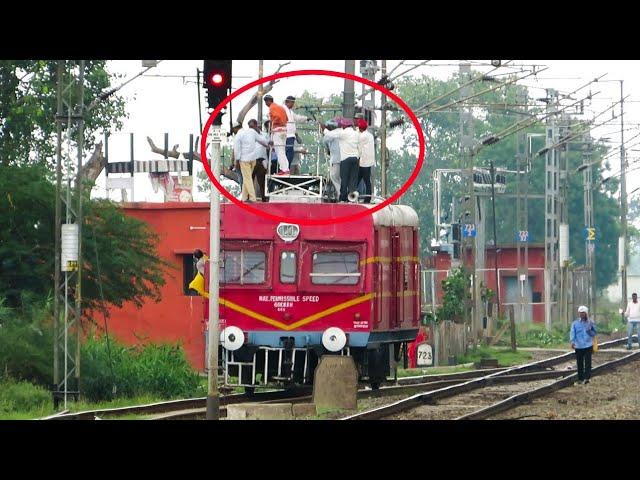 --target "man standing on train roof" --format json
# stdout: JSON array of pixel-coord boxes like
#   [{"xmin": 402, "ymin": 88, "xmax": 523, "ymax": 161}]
[
  {"xmin": 263, "ymin": 95, "xmax": 290, "ymax": 175},
  {"xmin": 289, "ymin": 133, "xmax": 308, "ymax": 175},
  {"xmin": 233, "ymin": 119, "xmax": 270, "ymax": 202},
  {"xmin": 357, "ymin": 118, "xmax": 375, "ymax": 204},
  {"xmin": 570, "ymin": 305, "xmax": 597, "ymax": 385},
  {"xmin": 261, "ymin": 120, "xmax": 278, "ymax": 175},
  {"xmin": 320, "ymin": 117, "xmax": 361, "ymax": 203},
  {"xmin": 624, "ymin": 292, "xmax": 640, "ymax": 349},
  {"xmin": 251, "ymin": 121, "xmax": 269, "ymax": 201},
  {"xmin": 322, "ymin": 119, "xmax": 342, "ymax": 199},
  {"xmin": 283, "ymin": 95, "xmax": 314, "ymax": 169}
]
